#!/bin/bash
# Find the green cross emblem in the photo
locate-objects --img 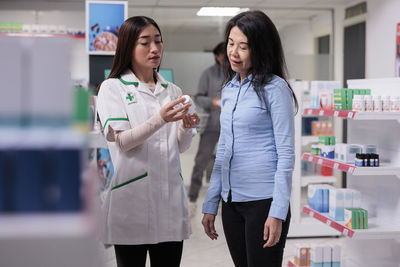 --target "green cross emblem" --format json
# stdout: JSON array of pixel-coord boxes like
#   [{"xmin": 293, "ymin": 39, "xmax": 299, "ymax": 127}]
[{"xmin": 126, "ymin": 93, "xmax": 134, "ymax": 101}]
